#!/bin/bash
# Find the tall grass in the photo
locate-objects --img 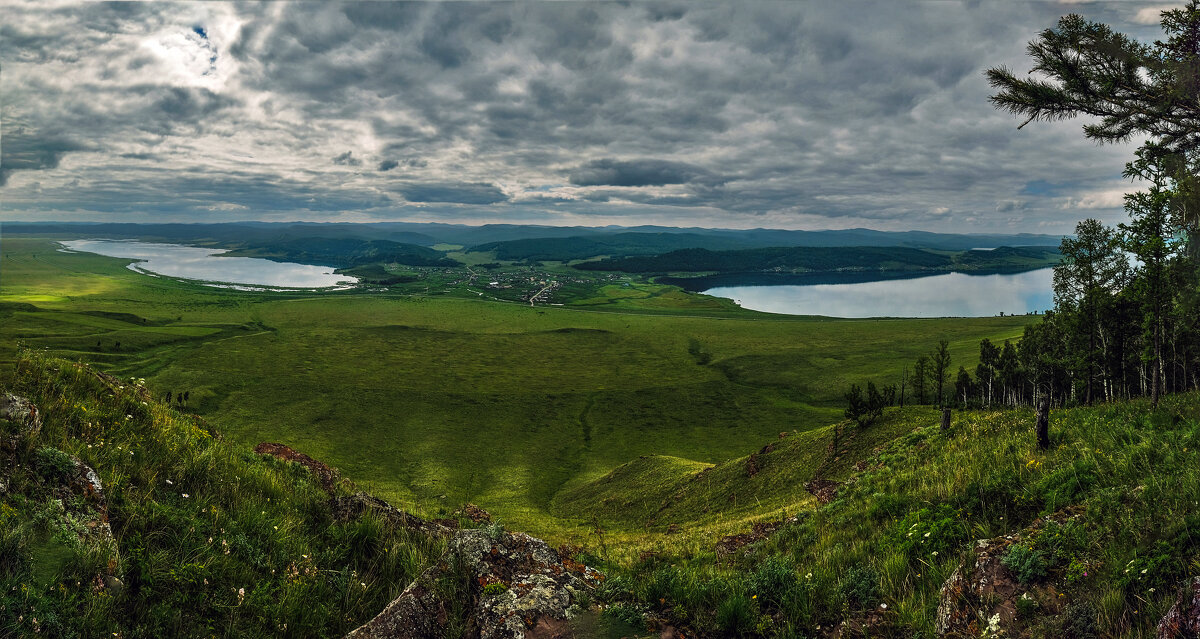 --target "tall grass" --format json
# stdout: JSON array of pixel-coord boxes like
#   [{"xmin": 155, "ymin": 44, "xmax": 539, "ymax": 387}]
[
  {"xmin": 589, "ymin": 394, "xmax": 1200, "ymax": 637},
  {"xmin": 0, "ymin": 351, "xmax": 449, "ymax": 638}
]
